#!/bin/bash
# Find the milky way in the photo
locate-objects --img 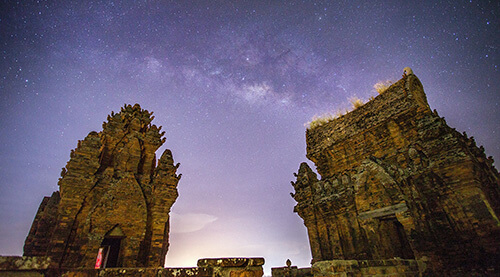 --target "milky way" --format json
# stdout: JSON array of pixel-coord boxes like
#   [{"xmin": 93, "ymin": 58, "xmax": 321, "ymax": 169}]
[{"xmin": 1, "ymin": 1, "xmax": 499, "ymax": 273}]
